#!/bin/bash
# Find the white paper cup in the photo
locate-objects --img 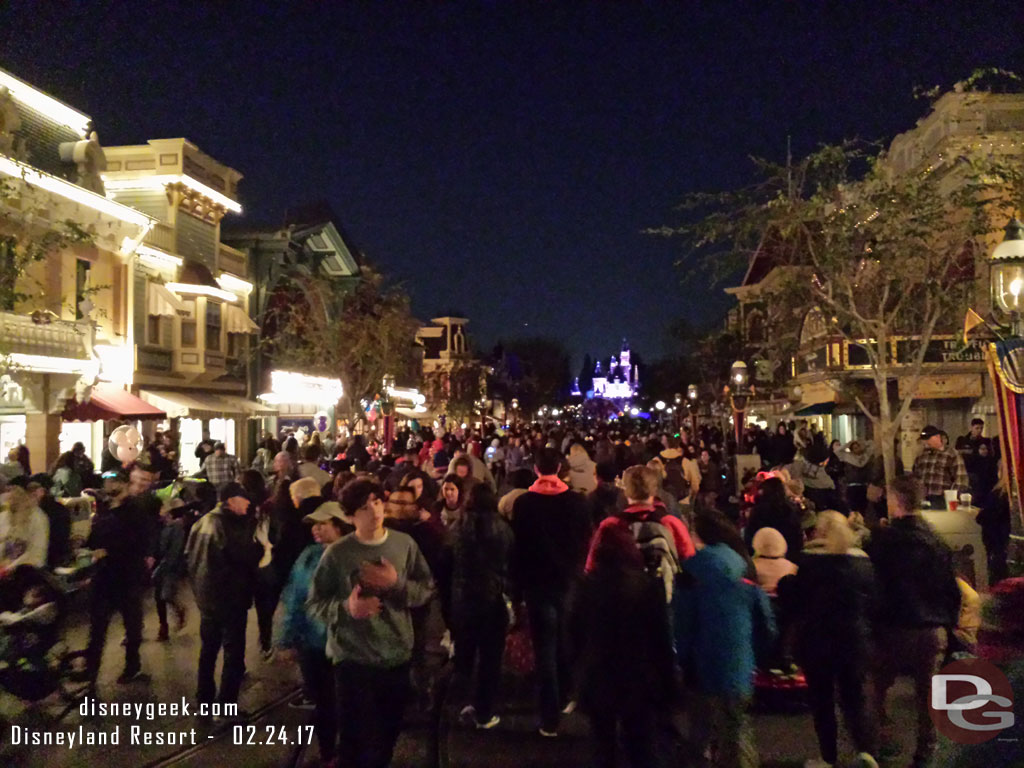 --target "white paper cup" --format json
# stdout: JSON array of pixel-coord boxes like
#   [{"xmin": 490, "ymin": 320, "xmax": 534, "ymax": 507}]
[{"xmin": 944, "ymin": 489, "xmax": 959, "ymax": 510}]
